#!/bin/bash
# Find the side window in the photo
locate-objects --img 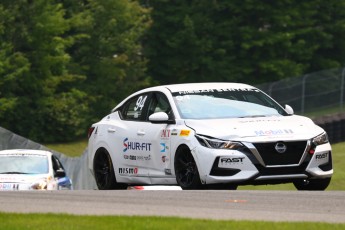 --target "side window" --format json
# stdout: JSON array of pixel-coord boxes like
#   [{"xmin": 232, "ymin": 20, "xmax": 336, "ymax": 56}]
[
  {"xmin": 51, "ymin": 155, "xmax": 67, "ymax": 178},
  {"xmin": 122, "ymin": 94, "xmax": 149, "ymax": 121},
  {"xmin": 147, "ymin": 93, "xmax": 173, "ymax": 120}
]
